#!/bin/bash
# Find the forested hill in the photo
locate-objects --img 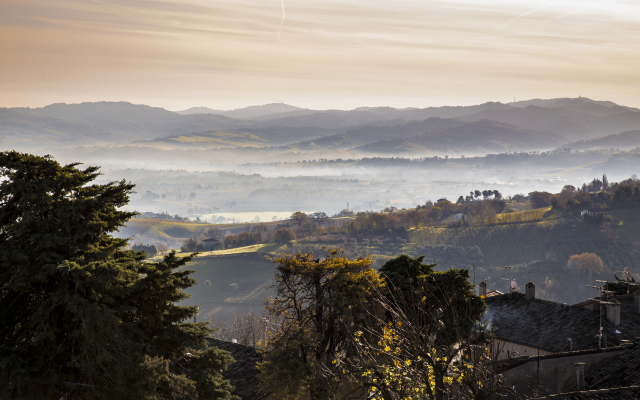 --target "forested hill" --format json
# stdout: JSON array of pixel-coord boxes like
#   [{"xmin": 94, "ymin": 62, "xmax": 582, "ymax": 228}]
[{"xmin": 563, "ymin": 130, "xmax": 640, "ymax": 151}]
